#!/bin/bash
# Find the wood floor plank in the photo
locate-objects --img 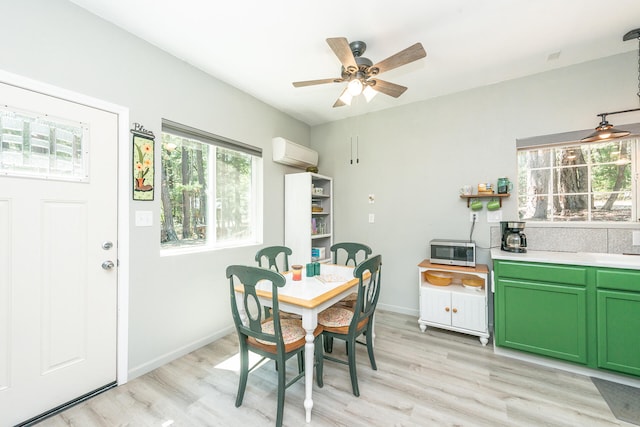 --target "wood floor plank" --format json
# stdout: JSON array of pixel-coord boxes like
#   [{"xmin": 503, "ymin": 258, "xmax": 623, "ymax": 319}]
[{"xmin": 36, "ymin": 310, "xmax": 635, "ymax": 426}]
